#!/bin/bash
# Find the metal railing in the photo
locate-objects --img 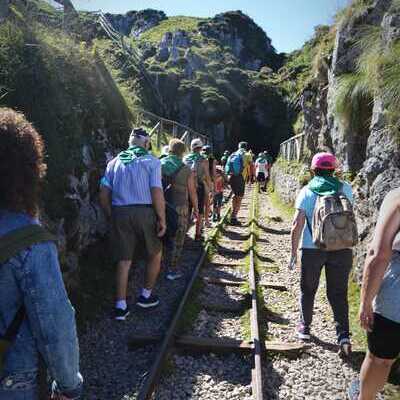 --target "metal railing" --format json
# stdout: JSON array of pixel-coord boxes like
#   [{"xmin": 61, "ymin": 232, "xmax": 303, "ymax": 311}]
[
  {"xmin": 135, "ymin": 108, "xmax": 209, "ymax": 150},
  {"xmin": 279, "ymin": 133, "xmax": 306, "ymax": 162}
]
